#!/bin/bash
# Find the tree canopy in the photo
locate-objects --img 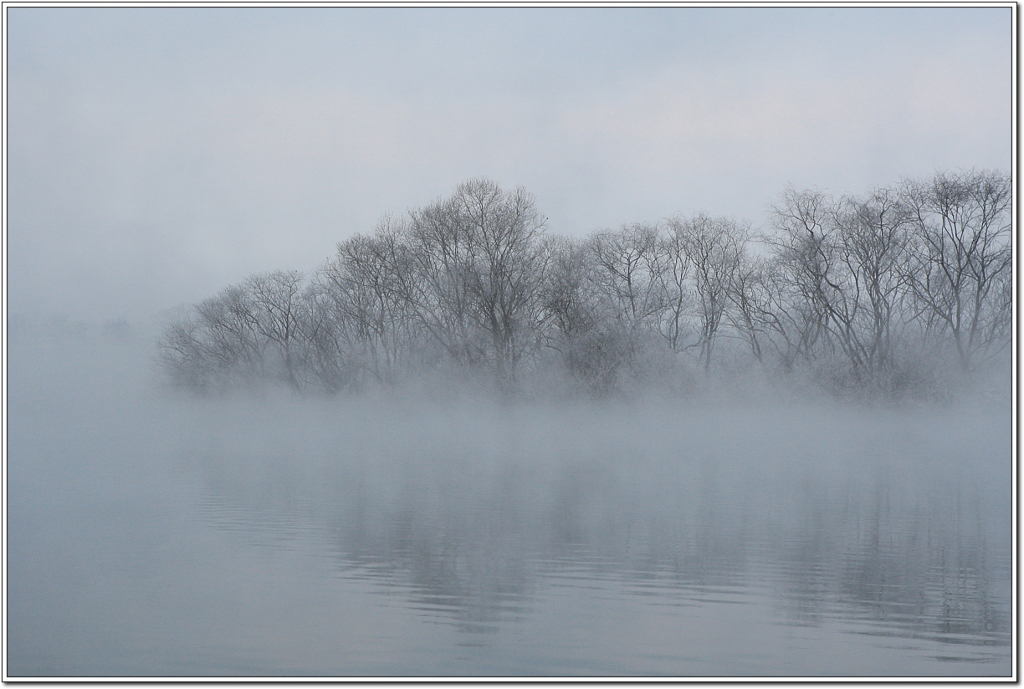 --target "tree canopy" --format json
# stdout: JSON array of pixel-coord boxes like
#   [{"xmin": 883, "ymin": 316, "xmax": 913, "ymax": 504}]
[{"xmin": 159, "ymin": 172, "xmax": 1012, "ymax": 400}]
